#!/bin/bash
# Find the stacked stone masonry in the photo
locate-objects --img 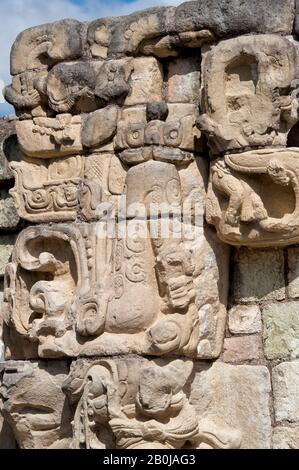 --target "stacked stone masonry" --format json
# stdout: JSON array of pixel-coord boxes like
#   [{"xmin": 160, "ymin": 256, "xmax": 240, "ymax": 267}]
[{"xmin": 1, "ymin": 0, "xmax": 299, "ymax": 449}]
